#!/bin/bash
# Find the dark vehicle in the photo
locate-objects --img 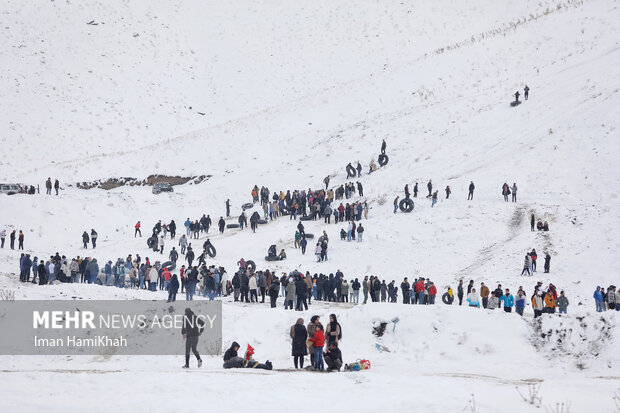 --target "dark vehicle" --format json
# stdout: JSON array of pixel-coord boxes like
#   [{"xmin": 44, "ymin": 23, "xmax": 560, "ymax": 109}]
[{"xmin": 152, "ymin": 182, "xmax": 174, "ymax": 195}]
